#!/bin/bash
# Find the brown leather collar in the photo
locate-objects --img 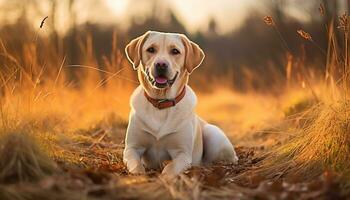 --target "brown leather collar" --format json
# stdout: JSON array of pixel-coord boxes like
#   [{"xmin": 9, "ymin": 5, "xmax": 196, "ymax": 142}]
[{"xmin": 144, "ymin": 87, "xmax": 186, "ymax": 109}]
